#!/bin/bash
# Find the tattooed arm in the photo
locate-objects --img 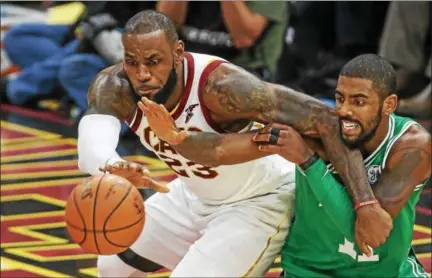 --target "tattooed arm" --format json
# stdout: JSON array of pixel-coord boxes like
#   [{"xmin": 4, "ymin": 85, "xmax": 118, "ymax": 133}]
[
  {"xmin": 373, "ymin": 125, "xmax": 431, "ymax": 218},
  {"xmin": 178, "ymin": 63, "xmax": 374, "ymax": 204},
  {"xmin": 78, "ymin": 66, "xmax": 169, "ymax": 194},
  {"xmin": 77, "ymin": 64, "xmax": 136, "ymax": 173},
  {"xmin": 85, "ymin": 64, "xmax": 137, "ymax": 120},
  {"xmin": 173, "ymin": 131, "xmax": 269, "ymax": 167},
  {"xmin": 138, "ymin": 97, "xmax": 269, "ymax": 167}
]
